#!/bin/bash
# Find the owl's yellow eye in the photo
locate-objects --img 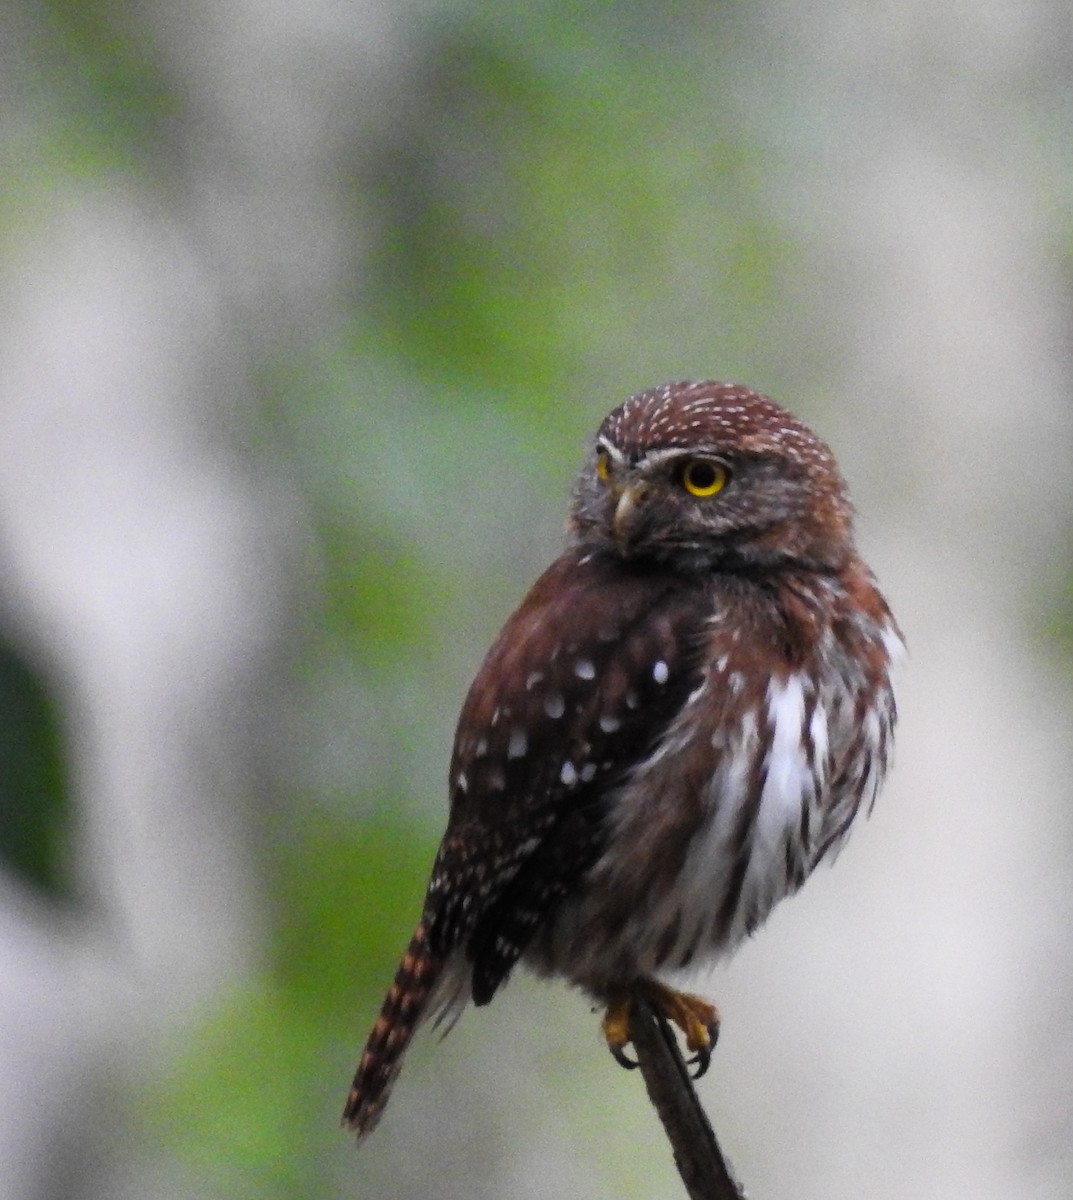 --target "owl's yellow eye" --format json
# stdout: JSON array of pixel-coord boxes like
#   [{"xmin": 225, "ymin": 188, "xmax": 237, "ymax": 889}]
[
  {"xmin": 681, "ymin": 458, "xmax": 729, "ymax": 497},
  {"xmin": 595, "ymin": 449, "xmax": 611, "ymax": 482}
]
